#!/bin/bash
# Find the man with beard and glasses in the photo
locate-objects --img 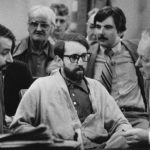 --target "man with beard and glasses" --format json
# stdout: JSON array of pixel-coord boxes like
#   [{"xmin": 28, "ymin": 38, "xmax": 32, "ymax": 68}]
[
  {"xmin": 86, "ymin": 6, "xmax": 149, "ymax": 129},
  {"xmin": 0, "ymin": 24, "xmax": 14, "ymax": 133},
  {"xmin": 10, "ymin": 33, "xmax": 133, "ymax": 149},
  {"xmin": 13, "ymin": 5, "xmax": 56, "ymax": 78}
]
